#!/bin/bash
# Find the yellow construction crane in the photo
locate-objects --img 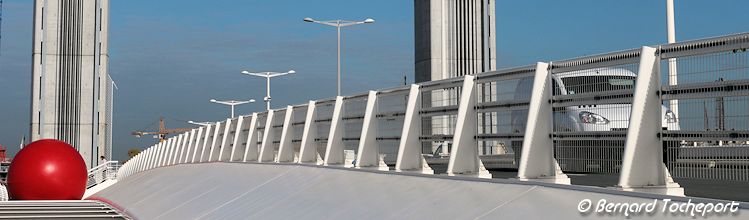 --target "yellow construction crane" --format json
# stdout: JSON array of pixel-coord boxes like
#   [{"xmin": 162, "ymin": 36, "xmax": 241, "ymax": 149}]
[{"xmin": 131, "ymin": 117, "xmax": 194, "ymax": 142}]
